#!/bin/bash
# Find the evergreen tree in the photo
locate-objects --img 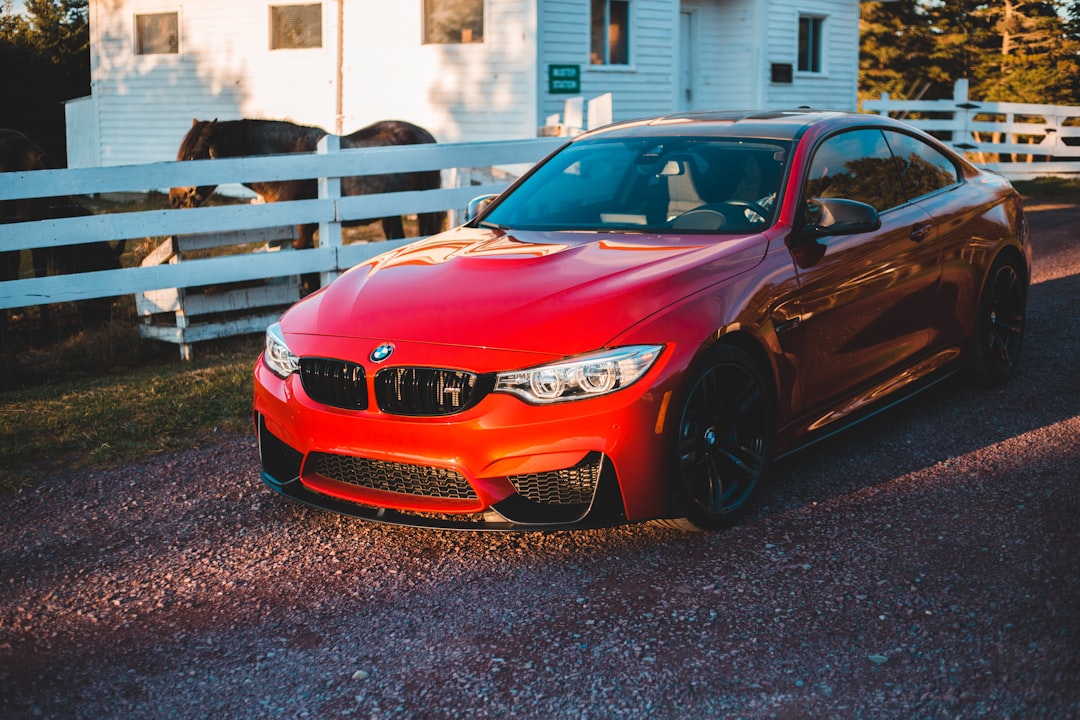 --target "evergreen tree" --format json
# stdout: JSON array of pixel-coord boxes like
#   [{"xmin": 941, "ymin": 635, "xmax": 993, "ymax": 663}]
[
  {"xmin": 0, "ymin": 0, "xmax": 89, "ymax": 164},
  {"xmin": 860, "ymin": 1, "xmax": 946, "ymax": 101},
  {"xmin": 861, "ymin": 0, "xmax": 1080, "ymax": 105},
  {"xmin": 970, "ymin": 0, "xmax": 1080, "ymax": 103},
  {"xmin": 1067, "ymin": 0, "xmax": 1080, "ymax": 37}
]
